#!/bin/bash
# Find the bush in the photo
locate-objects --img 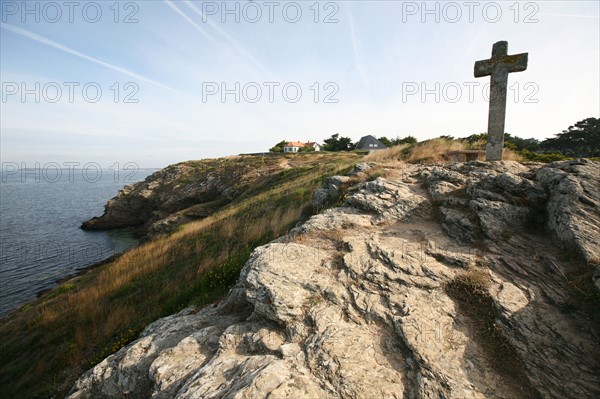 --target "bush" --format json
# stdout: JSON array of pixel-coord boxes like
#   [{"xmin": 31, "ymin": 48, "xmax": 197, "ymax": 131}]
[{"xmin": 519, "ymin": 149, "xmax": 569, "ymax": 163}]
